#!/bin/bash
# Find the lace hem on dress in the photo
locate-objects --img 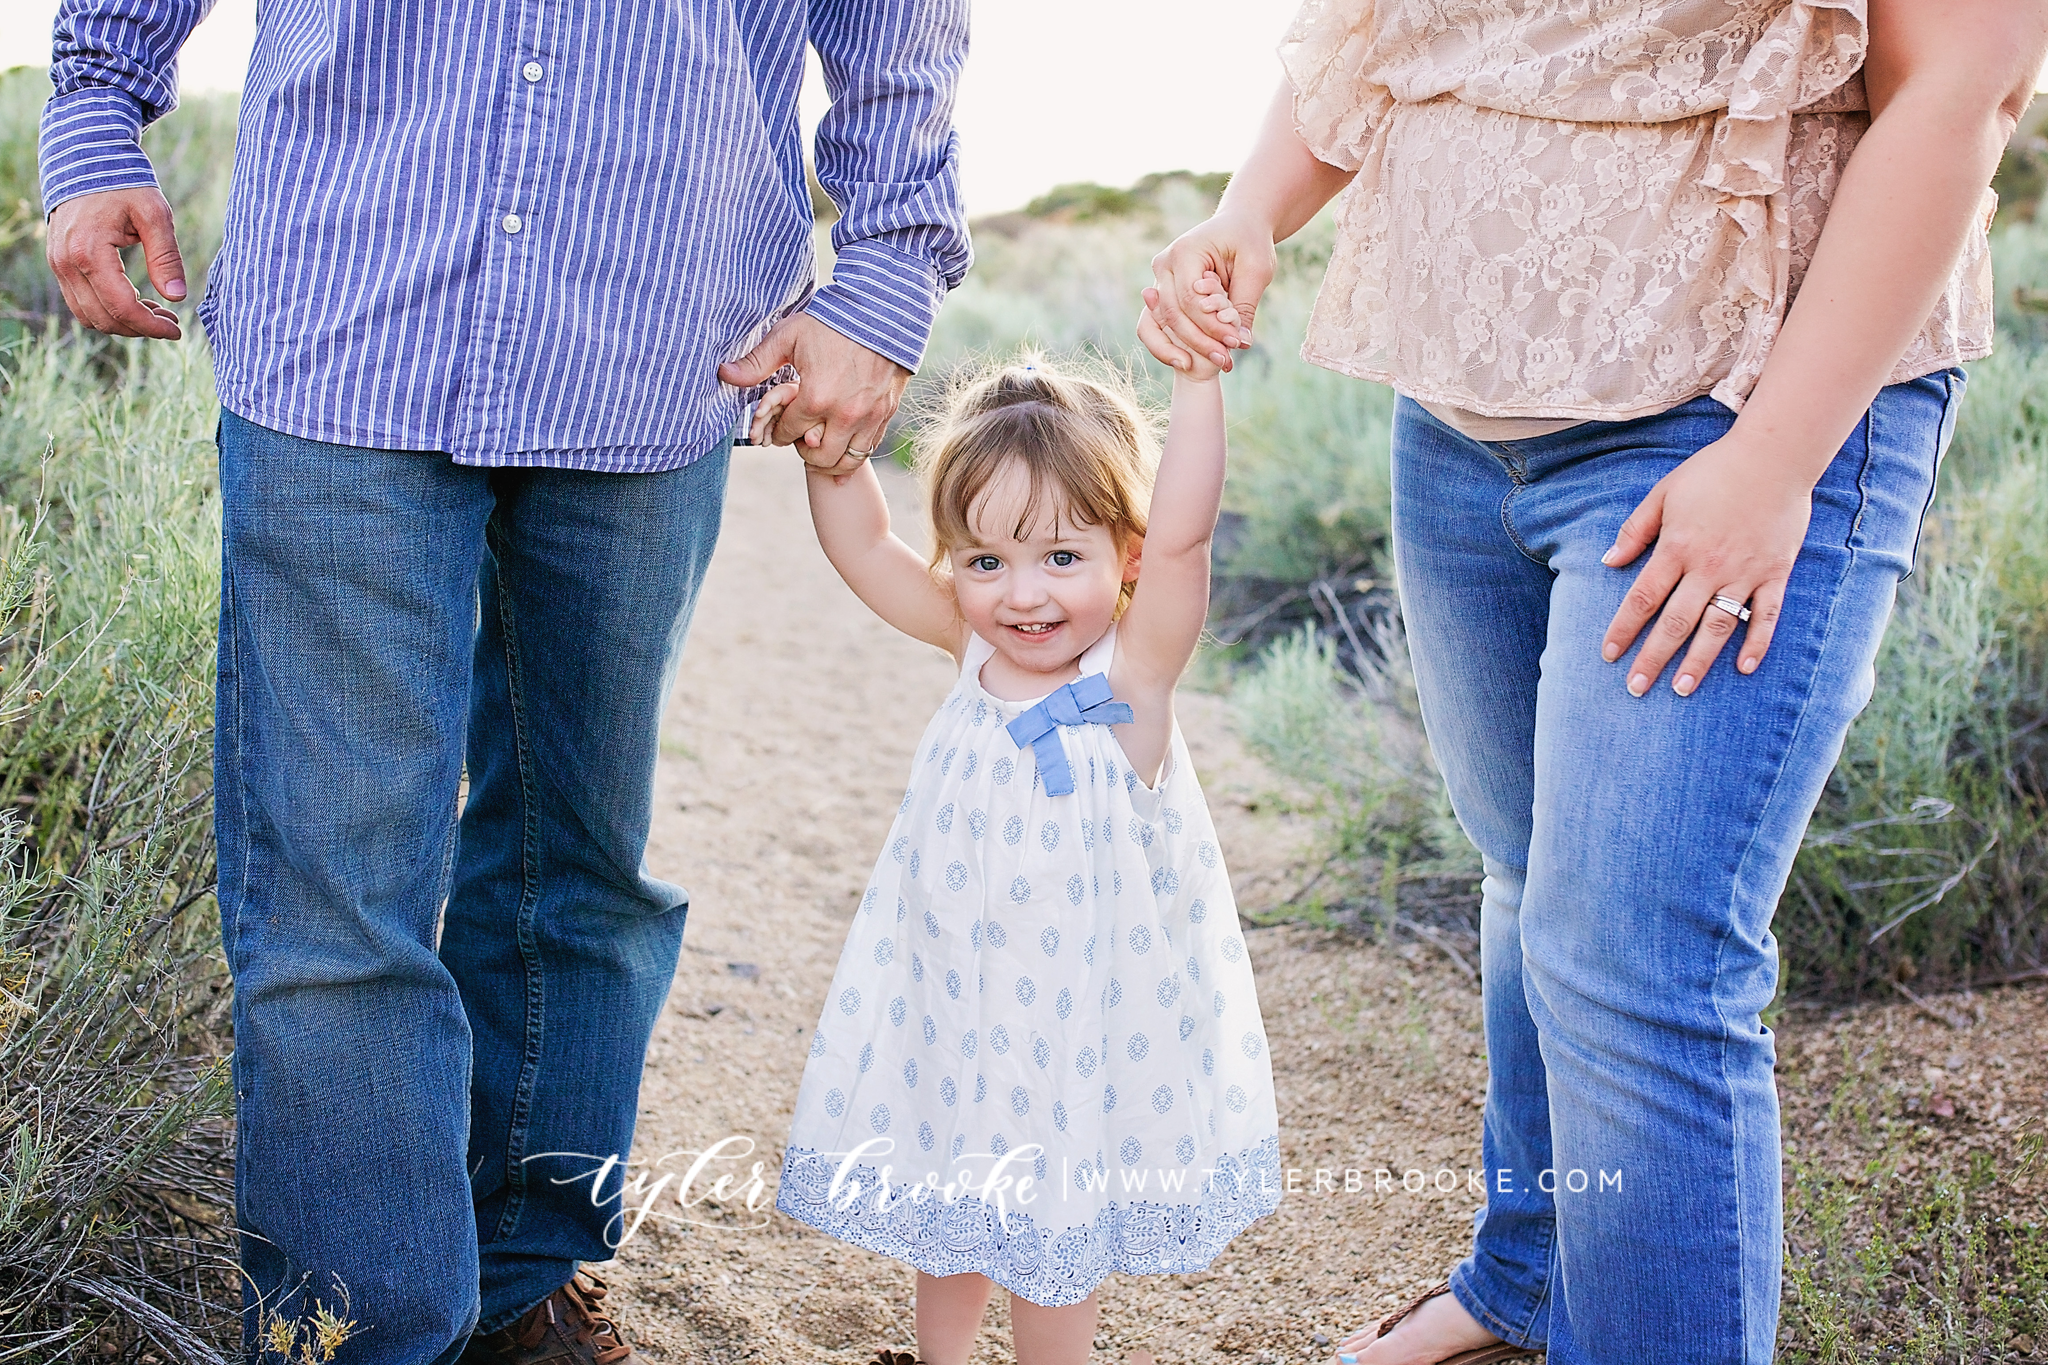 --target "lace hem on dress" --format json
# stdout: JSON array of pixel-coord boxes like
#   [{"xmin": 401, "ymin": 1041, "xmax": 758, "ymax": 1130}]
[{"xmin": 776, "ymin": 1133, "xmax": 1284, "ymax": 1307}]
